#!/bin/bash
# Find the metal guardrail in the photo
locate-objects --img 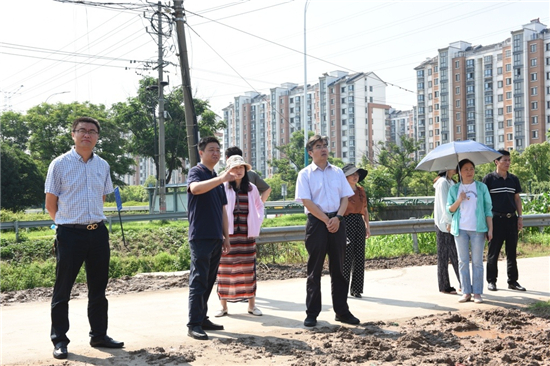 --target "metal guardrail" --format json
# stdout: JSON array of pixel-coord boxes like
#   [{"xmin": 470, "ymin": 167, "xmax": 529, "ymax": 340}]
[{"xmin": 2, "ymin": 214, "xmax": 549, "ymax": 244}]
